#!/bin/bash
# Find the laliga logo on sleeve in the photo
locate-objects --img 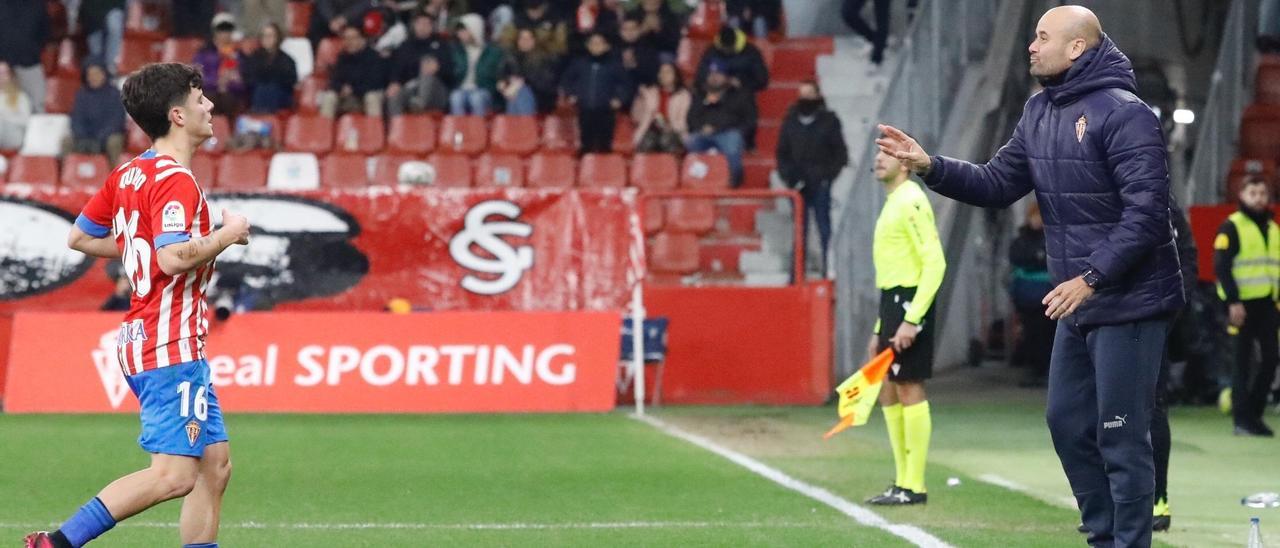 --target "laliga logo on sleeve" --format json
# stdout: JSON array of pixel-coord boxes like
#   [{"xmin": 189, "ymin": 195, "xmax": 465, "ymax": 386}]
[{"xmin": 449, "ymin": 200, "xmax": 534, "ymax": 295}]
